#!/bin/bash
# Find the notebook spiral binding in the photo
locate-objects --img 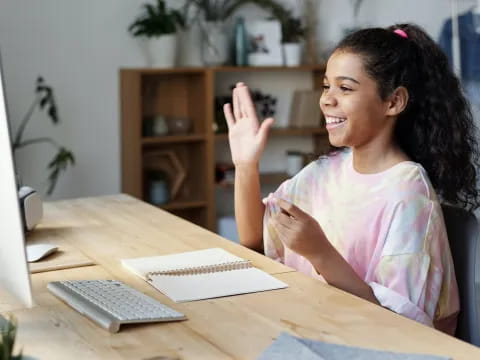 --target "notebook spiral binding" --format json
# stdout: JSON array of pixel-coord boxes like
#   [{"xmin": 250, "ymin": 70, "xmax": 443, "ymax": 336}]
[{"xmin": 146, "ymin": 260, "xmax": 252, "ymax": 281}]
